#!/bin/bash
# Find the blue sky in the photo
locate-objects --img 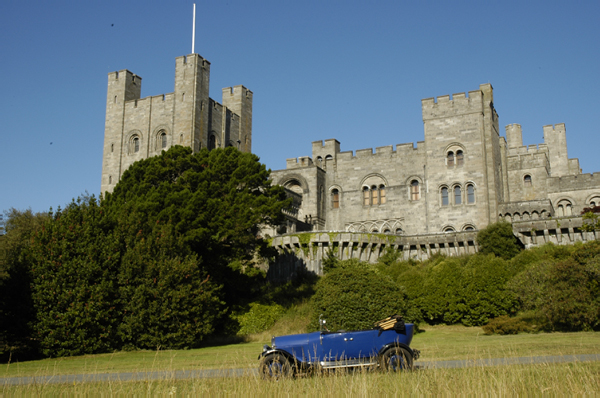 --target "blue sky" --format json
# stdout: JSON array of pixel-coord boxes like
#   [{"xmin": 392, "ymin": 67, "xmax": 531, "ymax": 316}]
[{"xmin": 2, "ymin": 0, "xmax": 599, "ymax": 215}]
